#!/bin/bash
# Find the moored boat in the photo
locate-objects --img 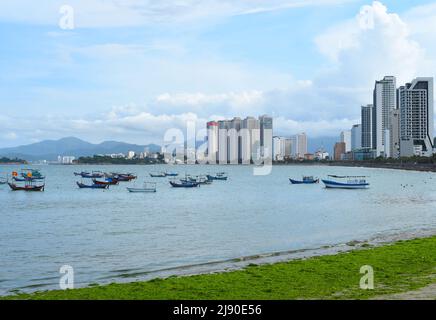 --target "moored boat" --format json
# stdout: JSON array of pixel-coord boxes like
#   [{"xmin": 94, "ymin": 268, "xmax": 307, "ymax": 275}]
[
  {"xmin": 322, "ymin": 175, "xmax": 370, "ymax": 189},
  {"xmin": 127, "ymin": 182, "xmax": 157, "ymax": 193},
  {"xmin": 150, "ymin": 172, "xmax": 166, "ymax": 178},
  {"xmin": 92, "ymin": 178, "xmax": 119, "ymax": 186},
  {"xmin": 74, "ymin": 171, "xmax": 104, "ymax": 179},
  {"xmin": 165, "ymin": 172, "xmax": 179, "ymax": 177},
  {"xmin": 290, "ymin": 176, "xmax": 319, "ymax": 184},
  {"xmin": 206, "ymin": 174, "xmax": 228, "ymax": 181},
  {"xmin": 8, "ymin": 182, "xmax": 45, "ymax": 192},
  {"xmin": 76, "ymin": 182, "xmax": 109, "ymax": 189},
  {"xmin": 170, "ymin": 180, "xmax": 200, "ymax": 188}
]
